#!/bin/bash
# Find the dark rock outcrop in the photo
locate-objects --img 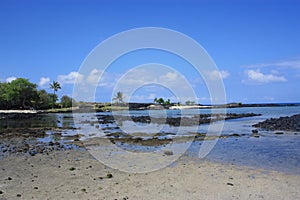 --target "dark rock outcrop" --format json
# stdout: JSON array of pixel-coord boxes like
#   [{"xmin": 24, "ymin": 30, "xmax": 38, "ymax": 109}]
[
  {"xmin": 97, "ymin": 113, "xmax": 261, "ymax": 127},
  {"xmin": 253, "ymin": 114, "xmax": 300, "ymax": 132}
]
